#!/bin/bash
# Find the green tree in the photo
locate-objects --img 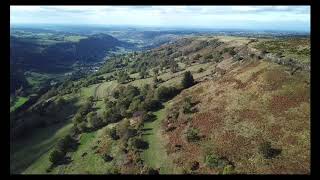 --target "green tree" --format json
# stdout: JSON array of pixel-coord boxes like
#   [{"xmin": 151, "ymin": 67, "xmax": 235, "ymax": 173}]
[
  {"xmin": 139, "ymin": 68, "xmax": 149, "ymax": 79},
  {"xmin": 117, "ymin": 71, "xmax": 130, "ymax": 84},
  {"xmin": 181, "ymin": 71, "xmax": 195, "ymax": 89},
  {"xmin": 153, "ymin": 68, "xmax": 159, "ymax": 76},
  {"xmin": 87, "ymin": 111, "xmax": 102, "ymax": 129},
  {"xmin": 56, "ymin": 135, "xmax": 74, "ymax": 153},
  {"xmin": 170, "ymin": 61, "xmax": 179, "ymax": 73},
  {"xmin": 157, "ymin": 86, "xmax": 179, "ymax": 102},
  {"xmin": 77, "ymin": 121, "xmax": 87, "ymax": 132},
  {"xmin": 109, "ymin": 127, "xmax": 119, "ymax": 140},
  {"xmin": 49, "ymin": 150, "xmax": 65, "ymax": 165}
]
